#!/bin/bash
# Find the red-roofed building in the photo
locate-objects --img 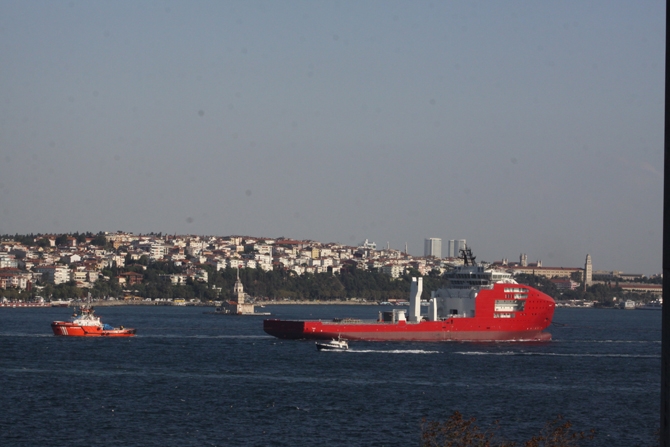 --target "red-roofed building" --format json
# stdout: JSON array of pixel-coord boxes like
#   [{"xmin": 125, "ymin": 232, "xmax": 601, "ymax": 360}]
[{"xmin": 118, "ymin": 271, "xmax": 143, "ymax": 285}]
